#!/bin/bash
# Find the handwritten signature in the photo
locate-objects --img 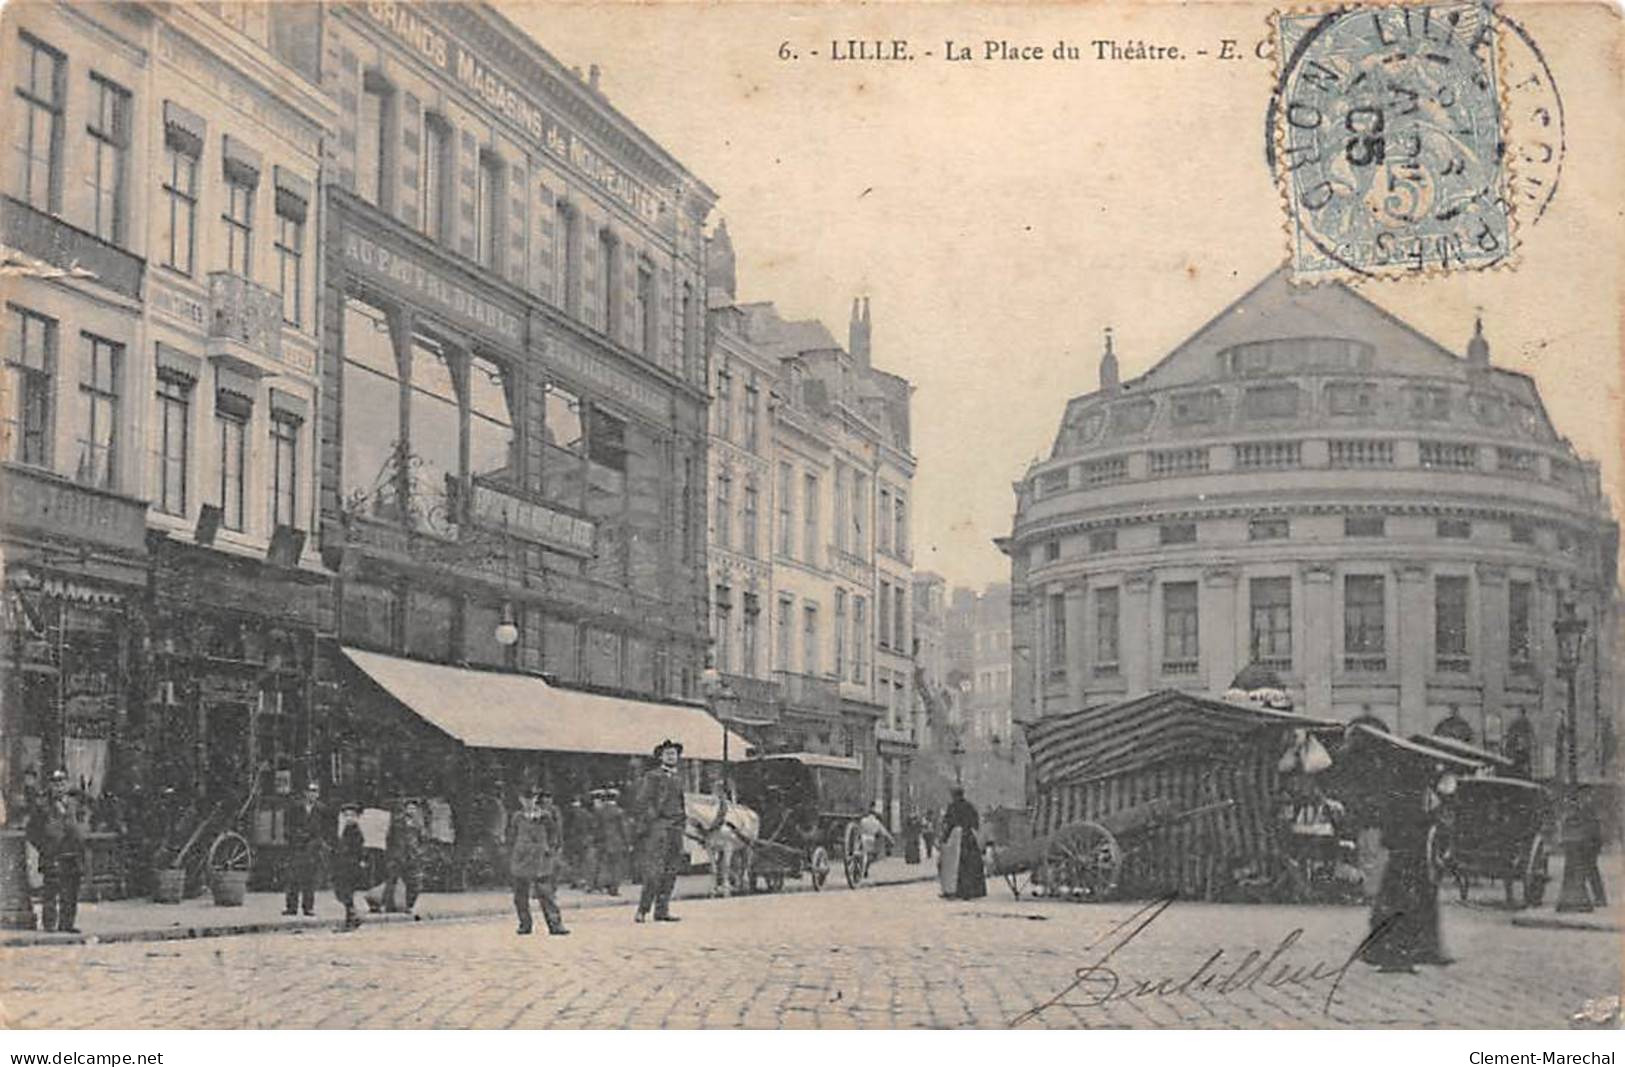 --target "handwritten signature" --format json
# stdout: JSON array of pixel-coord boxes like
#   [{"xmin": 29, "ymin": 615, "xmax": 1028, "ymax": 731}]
[{"xmin": 1009, "ymin": 895, "xmax": 1401, "ymax": 1027}]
